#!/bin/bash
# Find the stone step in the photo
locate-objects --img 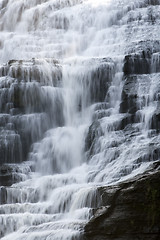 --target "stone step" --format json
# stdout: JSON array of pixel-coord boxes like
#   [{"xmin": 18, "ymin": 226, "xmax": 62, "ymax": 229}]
[
  {"xmin": 0, "ymin": 59, "xmax": 62, "ymax": 86},
  {"xmin": 0, "ymin": 162, "xmax": 34, "ymax": 188}
]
